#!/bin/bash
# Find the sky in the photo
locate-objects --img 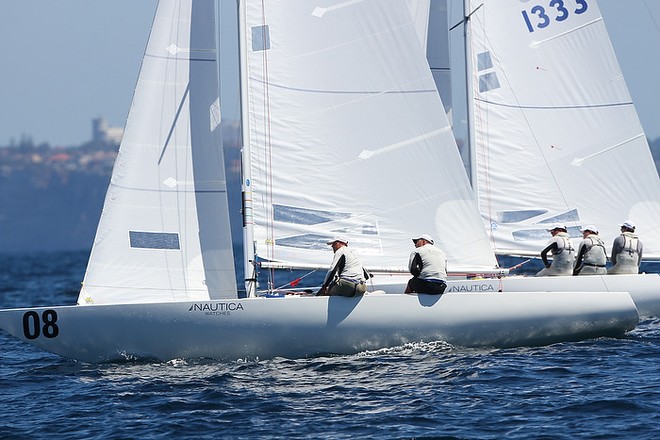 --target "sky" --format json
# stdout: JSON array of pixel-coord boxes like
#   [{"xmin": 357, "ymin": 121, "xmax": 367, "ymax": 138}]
[{"xmin": 0, "ymin": 0, "xmax": 659, "ymax": 147}]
